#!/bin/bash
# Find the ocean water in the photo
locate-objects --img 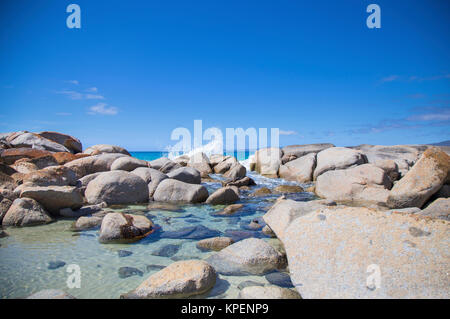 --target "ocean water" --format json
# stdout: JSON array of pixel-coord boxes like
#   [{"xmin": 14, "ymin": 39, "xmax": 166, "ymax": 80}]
[
  {"xmin": 0, "ymin": 153, "xmax": 313, "ymax": 299},
  {"xmin": 130, "ymin": 151, "xmax": 253, "ymax": 162}
]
